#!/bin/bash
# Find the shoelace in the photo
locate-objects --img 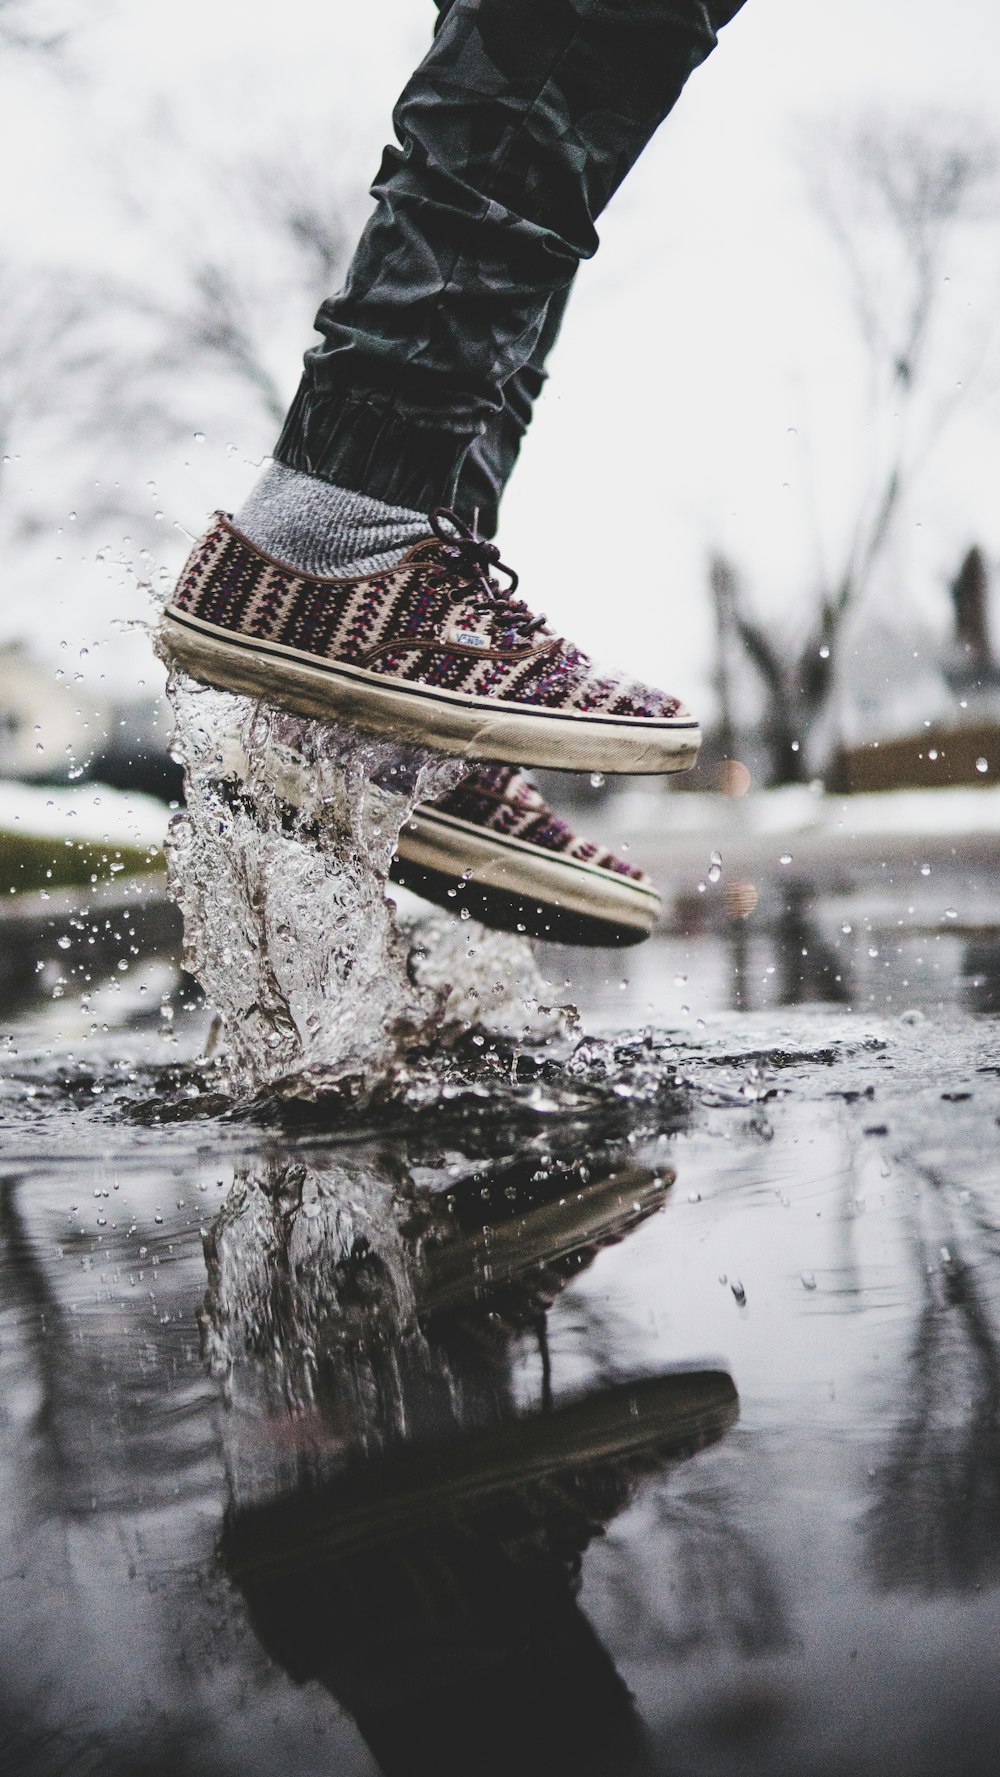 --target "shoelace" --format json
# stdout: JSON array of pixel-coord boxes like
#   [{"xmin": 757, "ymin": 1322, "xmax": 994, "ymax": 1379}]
[{"xmin": 428, "ymin": 507, "xmax": 550, "ymax": 644}]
